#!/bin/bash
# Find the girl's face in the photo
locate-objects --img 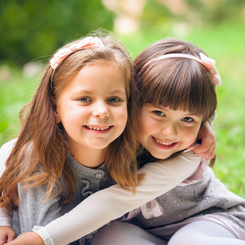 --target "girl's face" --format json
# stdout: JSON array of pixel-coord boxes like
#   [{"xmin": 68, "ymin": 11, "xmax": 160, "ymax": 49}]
[
  {"xmin": 138, "ymin": 103, "xmax": 203, "ymax": 160},
  {"xmin": 54, "ymin": 61, "xmax": 128, "ymax": 162}
]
